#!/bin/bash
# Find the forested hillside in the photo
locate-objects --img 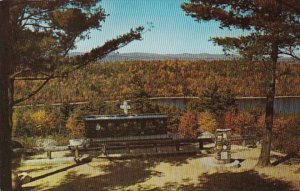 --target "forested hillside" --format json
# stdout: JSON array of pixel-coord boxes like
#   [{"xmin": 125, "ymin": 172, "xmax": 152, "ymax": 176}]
[{"xmin": 14, "ymin": 60, "xmax": 300, "ymax": 105}]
